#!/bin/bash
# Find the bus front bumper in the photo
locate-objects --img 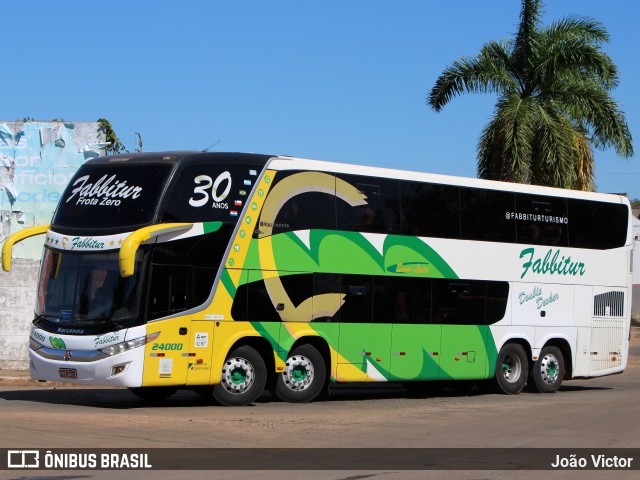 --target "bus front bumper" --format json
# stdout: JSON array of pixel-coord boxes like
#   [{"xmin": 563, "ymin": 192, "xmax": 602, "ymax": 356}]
[{"xmin": 29, "ymin": 345, "xmax": 144, "ymax": 387}]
